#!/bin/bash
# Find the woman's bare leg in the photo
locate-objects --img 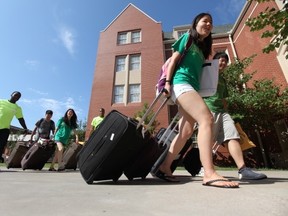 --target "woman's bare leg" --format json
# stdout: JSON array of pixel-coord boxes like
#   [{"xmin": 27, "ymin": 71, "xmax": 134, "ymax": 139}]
[
  {"xmin": 176, "ymin": 91, "xmax": 238, "ymax": 187},
  {"xmin": 159, "ymin": 116, "xmax": 194, "ymax": 176}
]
